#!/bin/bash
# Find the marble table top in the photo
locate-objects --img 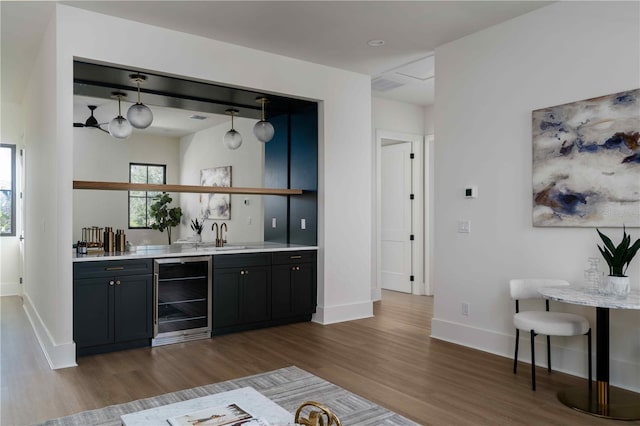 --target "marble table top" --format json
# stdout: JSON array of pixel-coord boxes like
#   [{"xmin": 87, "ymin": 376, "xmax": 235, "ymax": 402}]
[
  {"xmin": 120, "ymin": 387, "xmax": 293, "ymax": 426},
  {"xmin": 538, "ymin": 286, "xmax": 640, "ymax": 310}
]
